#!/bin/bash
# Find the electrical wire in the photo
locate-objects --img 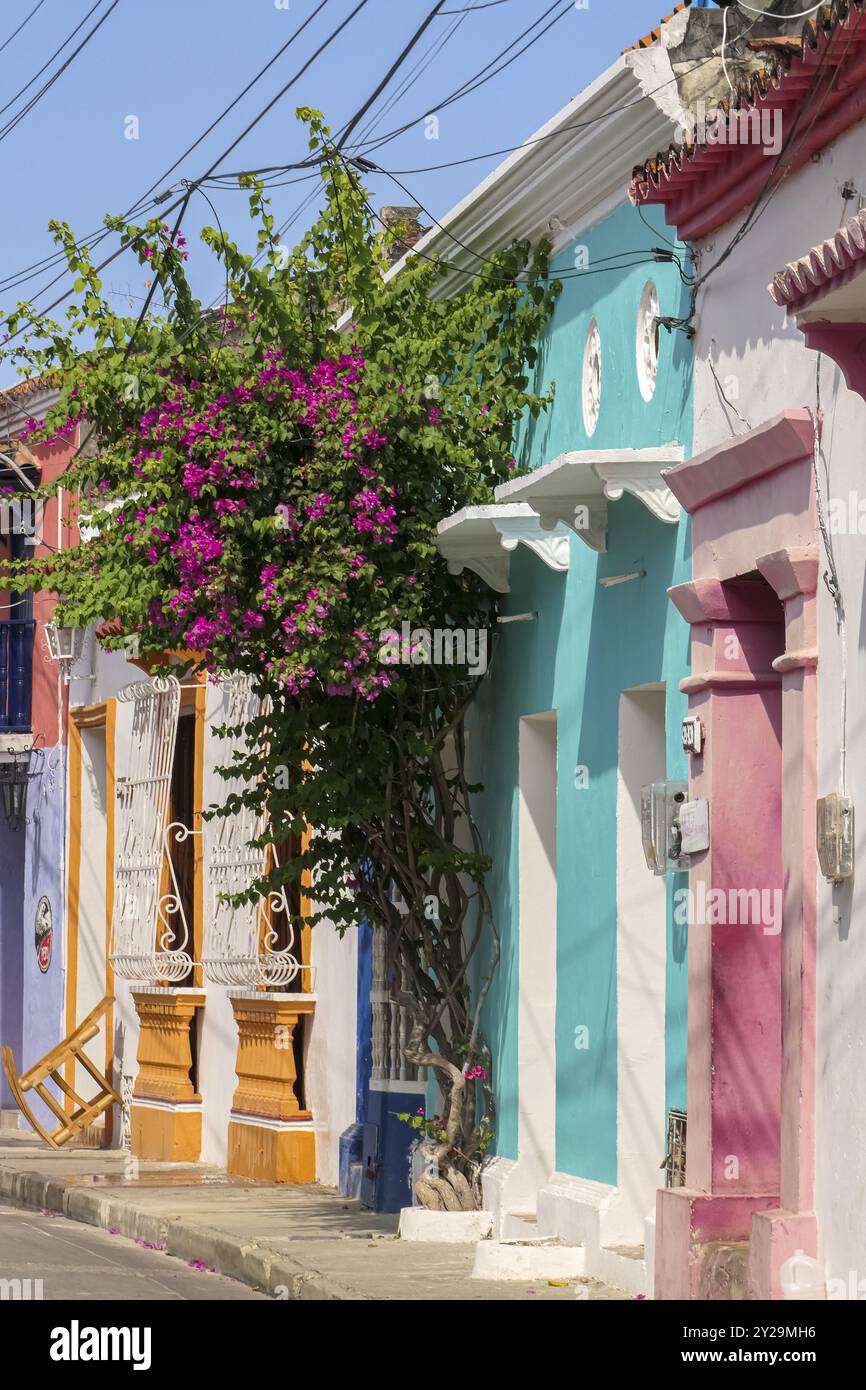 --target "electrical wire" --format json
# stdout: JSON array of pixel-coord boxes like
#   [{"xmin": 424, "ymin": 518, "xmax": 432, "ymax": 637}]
[
  {"xmin": 0, "ymin": 0, "xmax": 48, "ymax": 55},
  {"xmin": 1, "ymin": 0, "xmax": 373, "ymax": 350},
  {"xmin": 708, "ymin": 338, "xmax": 751, "ymax": 431},
  {"xmin": 336, "ymin": 1, "xmax": 453, "ymax": 149},
  {"xmin": 721, "ymin": 4, "xmax": 734, "ymax": 94},
  {"xmin": 736, "ymin": 0, "xmax": 824, "ymax": 17},
  {"xmin": 338, "ymin": 149, "xmax": 671, "ymax": 288},
  {"xmin": 0, "ymin": 0, "xmax": 108, "ymax": 122},
  {"xmin": 0, "ymin": 0, "xmax": 121, "ymax": 146},
  {"xmin": 348, "ymin": 0, "xmax": 478, "ymax": 150},
  {"xmin": 168, "ymin": 2, "xmax": 476, "ymax": 348},
  {"xmin": 0, "ymin": 1, "xmax": 333, "ymax": 307},
  {"xmin": 694, "ymin": 8, "xmax": 858, "ymax": 297},
  {"xmin": 348, "ymin": 150, "xmax": 692, "ymax": 285},
  {"xmin": 325, "ymin": 11, "xmax": 763, "ymax": 176},
  {"xmin": 440, "ymin": 0, "xmax": 516, "ymax": 11},
  {"xmin": 351, "ymin": 0, "xmax": 573, "ymax": 158},
  {"xmin": 811, "ymin": 364, "xmax": 846, "ymax": 795}
]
